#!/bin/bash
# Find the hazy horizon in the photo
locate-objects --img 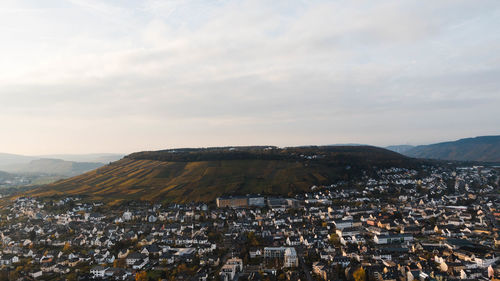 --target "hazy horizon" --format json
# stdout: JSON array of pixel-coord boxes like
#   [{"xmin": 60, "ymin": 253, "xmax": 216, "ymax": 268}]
[
  {"xmin": 1, "ymin": 134, "xmax": 499, "ymax": 156},
  {"xmin": 1, "ymin": 0, "xmax": 499, "ymax": 155}
]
